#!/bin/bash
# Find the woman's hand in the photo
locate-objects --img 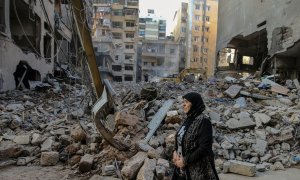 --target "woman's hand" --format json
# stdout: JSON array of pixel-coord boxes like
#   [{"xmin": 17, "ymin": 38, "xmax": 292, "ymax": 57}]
[
  {"xmin": 172, "ymin": 151, "xmax": 179, "ymax": 164},
  {"xmin": 175, "ymin": 156, "xmax": 185, "ymax": 169}
]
